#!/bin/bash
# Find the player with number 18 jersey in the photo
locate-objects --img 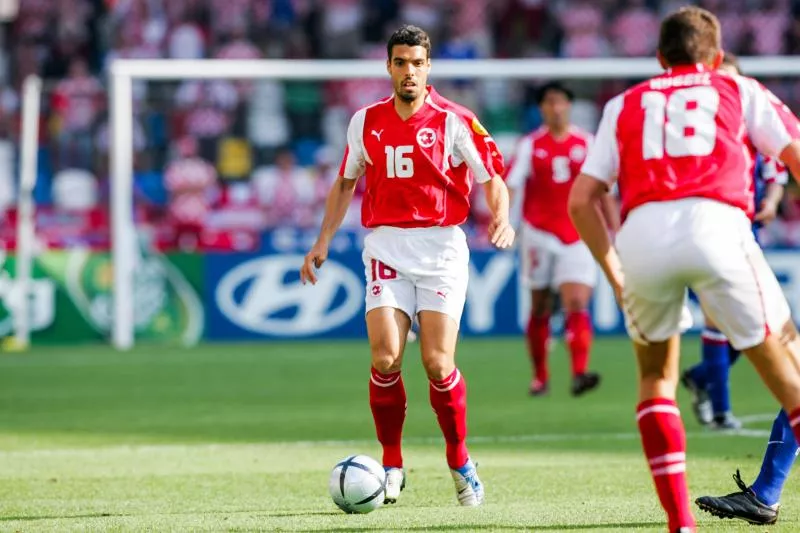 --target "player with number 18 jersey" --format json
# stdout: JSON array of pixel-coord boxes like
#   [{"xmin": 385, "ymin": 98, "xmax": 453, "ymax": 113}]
[{"xmin": 569, "ymin": 7, "xmax": 800, "ymax": 532}]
